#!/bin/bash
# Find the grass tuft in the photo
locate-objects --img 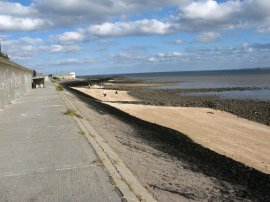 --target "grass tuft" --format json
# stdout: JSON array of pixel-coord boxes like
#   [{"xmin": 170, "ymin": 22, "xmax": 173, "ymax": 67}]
[
  {"xmin": 79, "ymin": 131, "xmax": 85, "ymax": 136},
  {"xmin": 113, "ymin": 158, "xmax": 120, "ymax": 165},
  {"xmin": 64, "ymin": 108, "xmax": 82, "ymax": 118},
  {"xmin": 64, "ymin": 108, "xmax": 76, "ymax": 115},
  {"xmin": 56, "ymin": 85, "xmax": 63, "ymax": 91}
]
